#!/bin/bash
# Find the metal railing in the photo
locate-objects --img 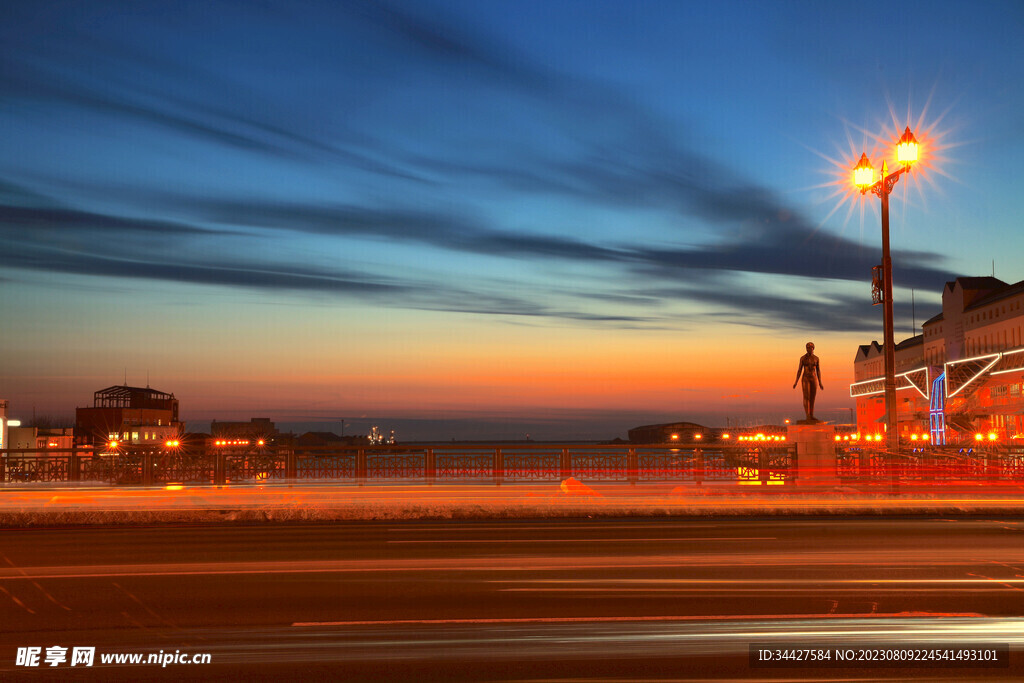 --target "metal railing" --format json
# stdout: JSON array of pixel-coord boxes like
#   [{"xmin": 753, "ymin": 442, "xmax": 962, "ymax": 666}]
[
  {"xmin": 835, "ymin": 443, "xmax": 1024, "ymax": 481},
  {"xmin": 0, "ymin": 443, "xmax": 795, "ymax": 487}
]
